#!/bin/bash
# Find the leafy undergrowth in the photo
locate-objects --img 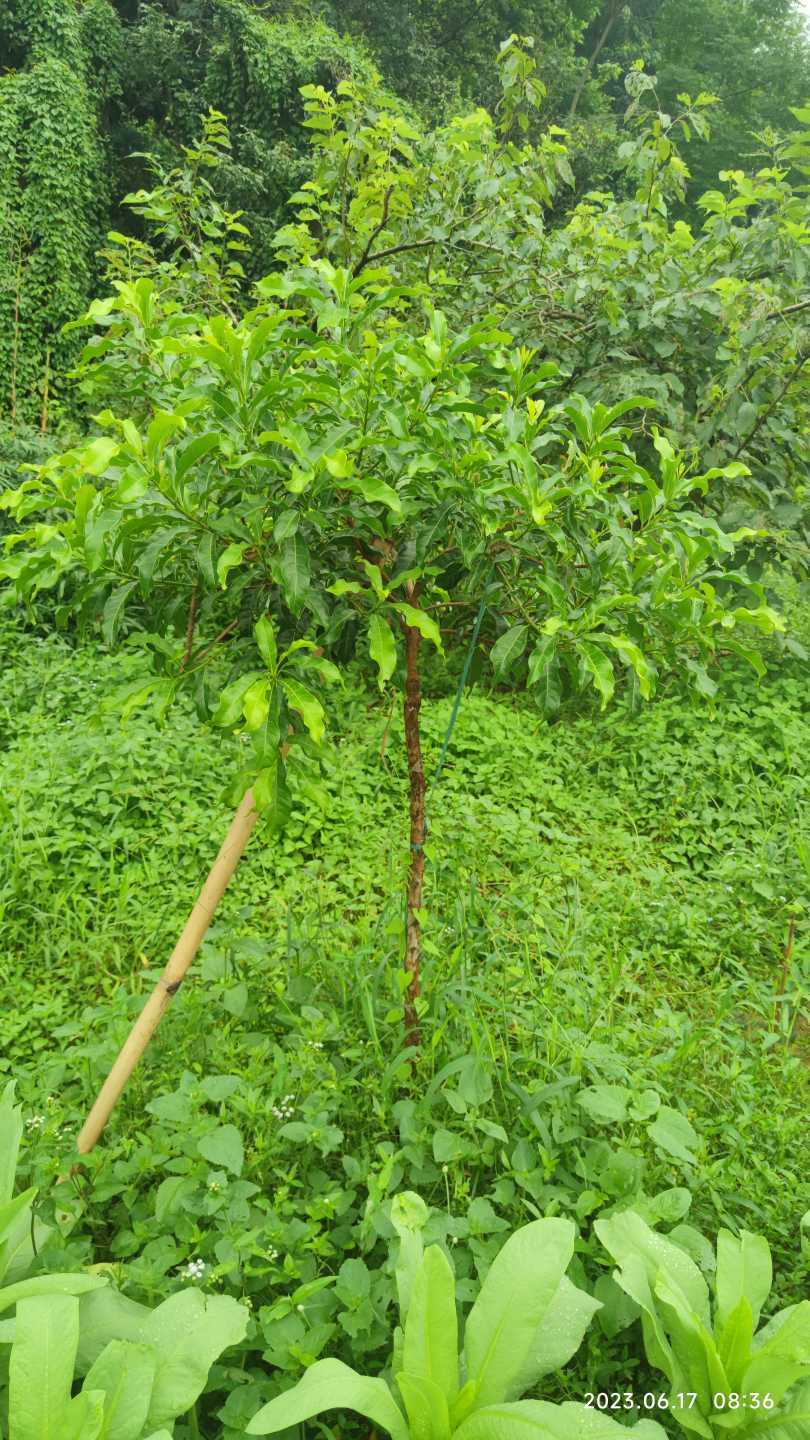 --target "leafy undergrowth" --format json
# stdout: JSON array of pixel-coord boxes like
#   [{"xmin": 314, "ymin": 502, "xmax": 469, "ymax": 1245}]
[{"xmin": 1, "ymin": 614, "xmax": 808, "ymax": 1434}]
